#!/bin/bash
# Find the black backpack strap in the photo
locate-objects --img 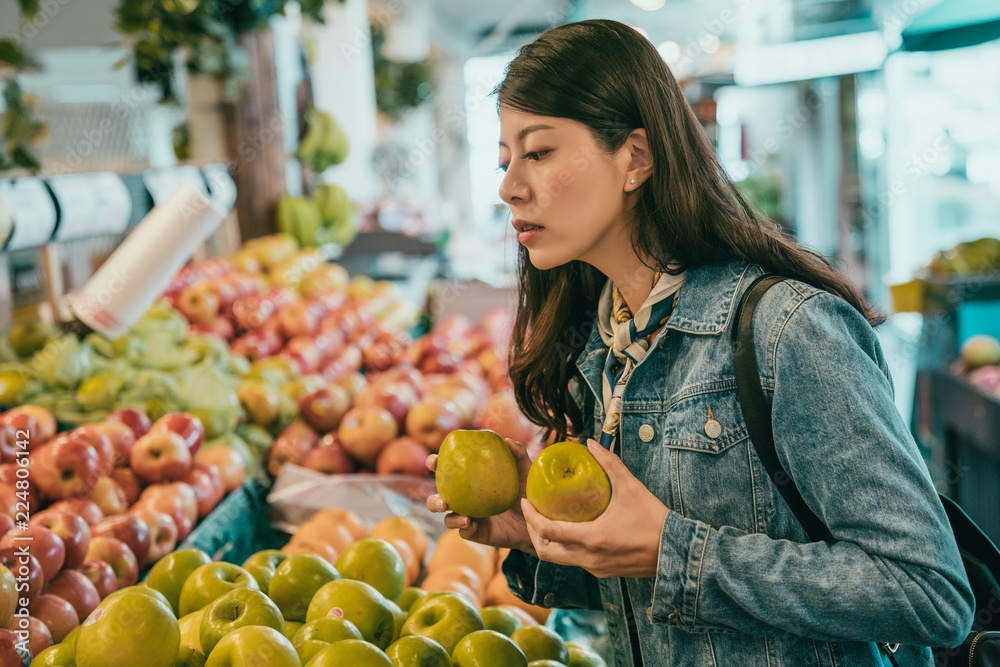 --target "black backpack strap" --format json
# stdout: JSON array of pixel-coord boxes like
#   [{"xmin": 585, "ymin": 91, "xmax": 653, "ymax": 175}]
[{"xmin": 731, "ymin": 274, "xmax": 836, "ymax": 545}]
